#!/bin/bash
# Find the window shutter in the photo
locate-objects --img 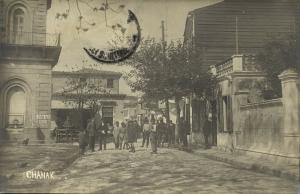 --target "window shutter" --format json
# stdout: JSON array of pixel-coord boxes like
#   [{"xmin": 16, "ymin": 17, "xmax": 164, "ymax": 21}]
[
  {"xmin": 227, "ymin": 96, "xmax": 233, "ymax": 132},
  {"xmin": 217, "ymin": 94, "xmax": 223, "ymax": 132}
]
